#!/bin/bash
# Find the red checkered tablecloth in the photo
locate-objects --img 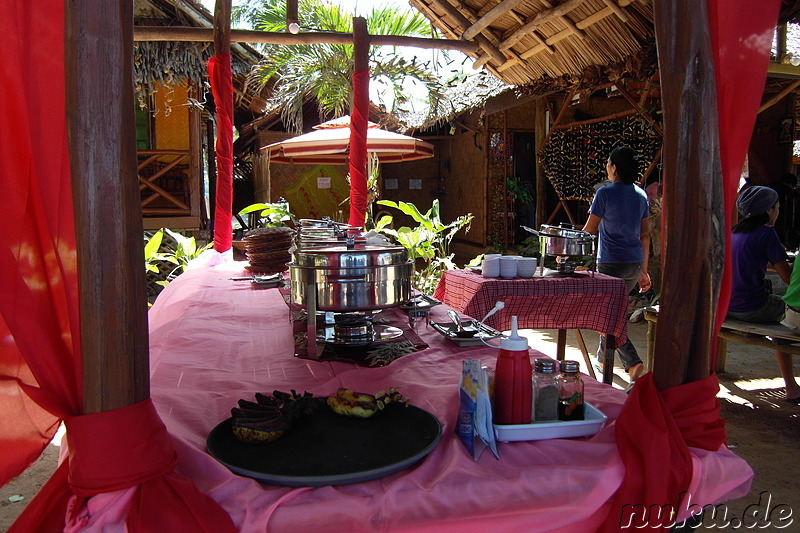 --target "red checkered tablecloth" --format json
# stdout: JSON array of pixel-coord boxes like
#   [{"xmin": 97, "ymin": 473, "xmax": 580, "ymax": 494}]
[{"xmin": 433, "ymin": 269, "xmax": 629, "ymax": 349}]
